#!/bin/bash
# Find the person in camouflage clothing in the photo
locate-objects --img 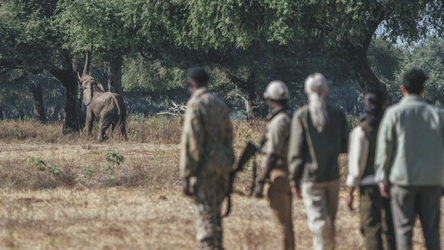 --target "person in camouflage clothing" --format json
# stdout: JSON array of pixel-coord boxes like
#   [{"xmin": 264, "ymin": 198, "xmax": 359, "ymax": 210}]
[
  {"xmin": 254, "ymin": 80, "xmax": 295, "ymax": 250},
  {"xmin": 180, "ymin": 66, "xmax": 235, "ymax": 250}
]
